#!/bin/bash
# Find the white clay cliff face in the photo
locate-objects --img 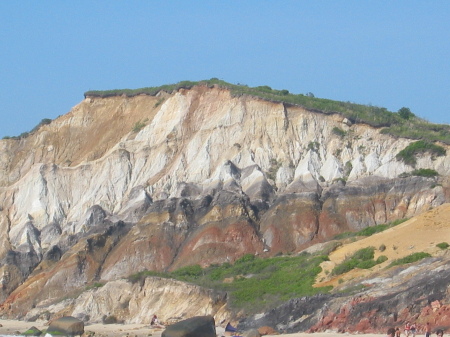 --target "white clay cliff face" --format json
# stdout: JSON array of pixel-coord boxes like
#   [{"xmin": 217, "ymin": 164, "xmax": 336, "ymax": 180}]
[{"xmin": 0, "ymin": 85, "xmax": 448, "ymax": 323}]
